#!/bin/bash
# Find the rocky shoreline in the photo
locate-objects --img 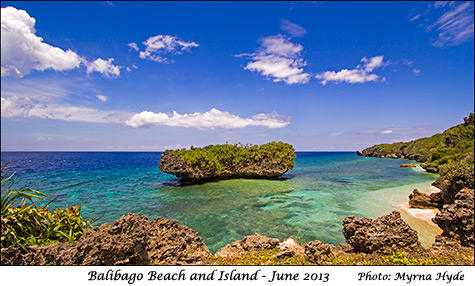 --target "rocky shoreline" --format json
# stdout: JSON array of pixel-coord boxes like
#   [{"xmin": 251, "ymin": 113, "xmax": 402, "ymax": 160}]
[{"xmin": 3, "ymin": 192, "xmax": 473, "ymax": 265}]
